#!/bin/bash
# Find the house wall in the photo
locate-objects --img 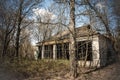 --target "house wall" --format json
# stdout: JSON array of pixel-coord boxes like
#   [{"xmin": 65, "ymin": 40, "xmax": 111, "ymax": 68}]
[
  {"xmin": 99, "ymin": 35, "xmax": 108, "ymax": 66},
  {"xmin": 92, "ymin": 35, "xmax": 100, "ymax": 67},
  {"xmin": 106, "ymin": 39, "xmax": 116, "ymax": 62},
  {"xmin": 99, "ymin": 35, "xmax": 116, "ymax": 66}
]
